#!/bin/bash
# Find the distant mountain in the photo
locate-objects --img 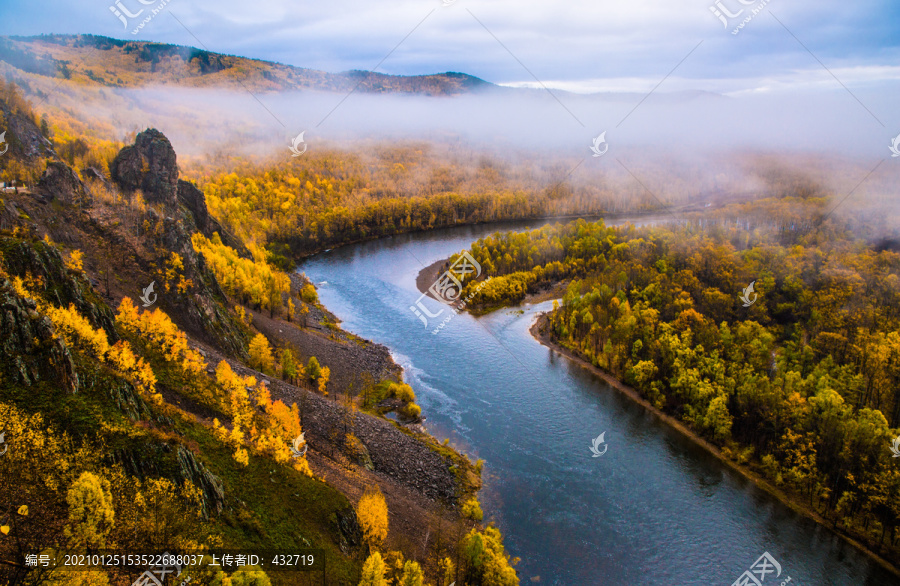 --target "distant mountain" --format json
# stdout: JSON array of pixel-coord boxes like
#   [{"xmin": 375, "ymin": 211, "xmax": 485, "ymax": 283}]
[{"xmin": 0, "ymin": 34, "xmax": 494, "ymax": 96}]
